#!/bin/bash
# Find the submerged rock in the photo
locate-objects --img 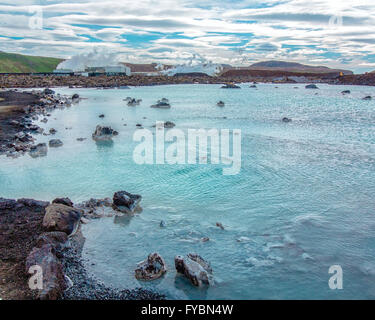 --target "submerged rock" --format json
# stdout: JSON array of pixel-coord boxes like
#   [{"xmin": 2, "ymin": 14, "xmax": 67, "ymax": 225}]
[
  {"xmin": 152, "ymin": 121, "xmax": 175, "ymax": 129},
  {"xmin": 363, "ymin": 96, "xmax": 372, "ymax": 100},
  {"xmin": 217, "ymin": 101, "xmax": 225, "ymax": 107},
  {"xmin": 29, "ymin": 143, "xmax": 48, "ymax": 158},
  {"xmin": 72, "ymin": 93, "xmax": 80, "ymax": 100},
  {"xmin": 92, "ymin": 125, "xmax": 119, "ymax": 141},
  {"xmin": 151, "ymin": 99, "xmax": 171, "ymax": 109},
  {"xmin": 305, "ymin": 84, "xmax": 319, "ymax": 89},
  {"xmin": 49, "ymin": 139, "xmax": 63, "ymax": 148},
  {"xmin": 221, "ymin": 83, "xmax": 240, "ymax": 89},
  {"xmin": 164, "ymin": 121, "xmax": 175, "ymax": 129},
  {"xmin": 282, "ymin": 117, "xmax": 292, "ymax": 123},
  {"xmin": 249, "ymin": 84, "xmax": 257, "ymax": 88},
  {"xmin": 99, "ymin": 114, "xmax": 105, "ymax": 118},
  {"xmin": 216, "ymin": 222, "xmax": 225, "ymax": 230},
  {"xmin": 175, "ymin": 253, "xmax": 213, "ymax": 287},
  {"xmin": 25, "ymin": 244, "xmax": 66, "ymax": 300},
  {"xmin": 341, "ymin": 90, "xmax": 351, "ymax": 94},
  {"xmin": 135, "ymin": 252, "xmax": 167, "ymax": 281},
  {"xmin": 42, "ymin": 203, "xmax": 82, "ymax": 235},
  {"xmin": 112, "ymin": 191, "xmax": 142, "ymax": 214},
  {"xmin": 82, "ymin": 197, "xmax": 112, "ymax": 209}
]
